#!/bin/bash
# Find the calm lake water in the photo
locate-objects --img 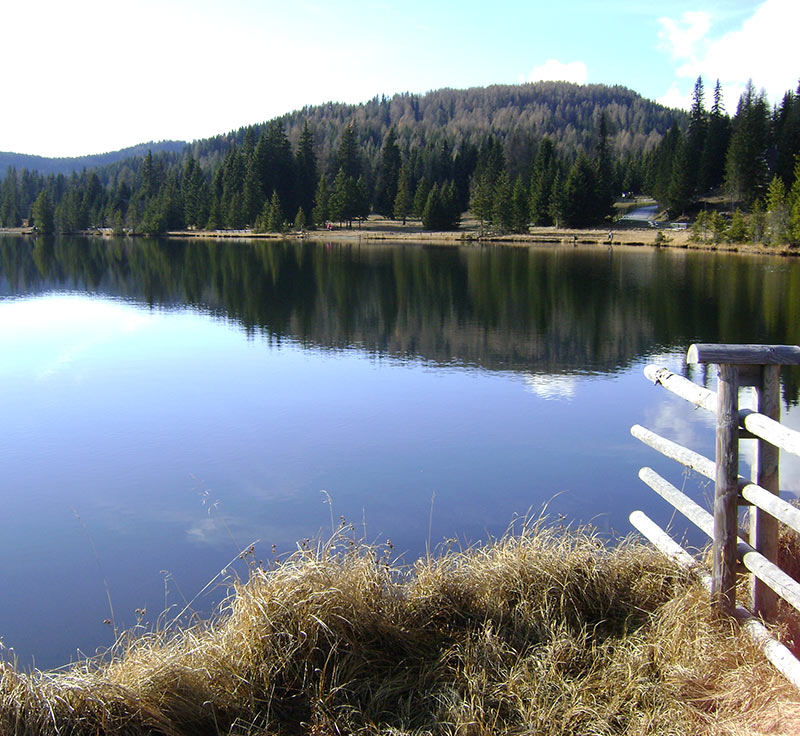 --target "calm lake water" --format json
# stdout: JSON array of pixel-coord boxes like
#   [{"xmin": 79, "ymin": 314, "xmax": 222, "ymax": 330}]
[{"xmin": 2, "ymin": 234, "xmax": 800, "ymax": 670}]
